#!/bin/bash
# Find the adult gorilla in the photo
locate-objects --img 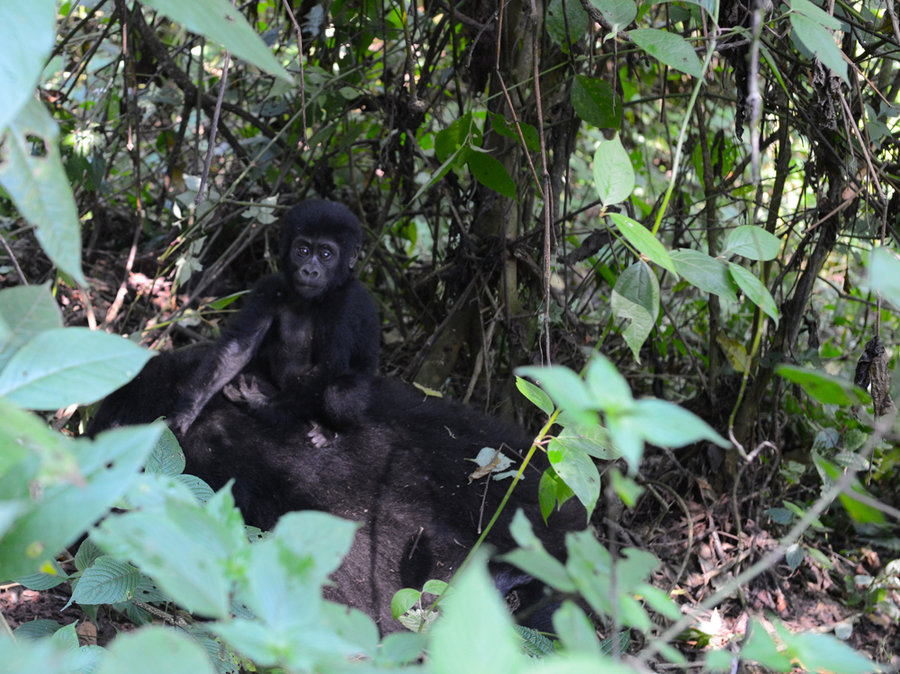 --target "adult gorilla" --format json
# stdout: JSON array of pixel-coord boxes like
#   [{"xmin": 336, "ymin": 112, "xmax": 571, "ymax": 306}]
[{"xmin": 90, "ymin": 348, "xmax": 584, "ymax": 633}]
